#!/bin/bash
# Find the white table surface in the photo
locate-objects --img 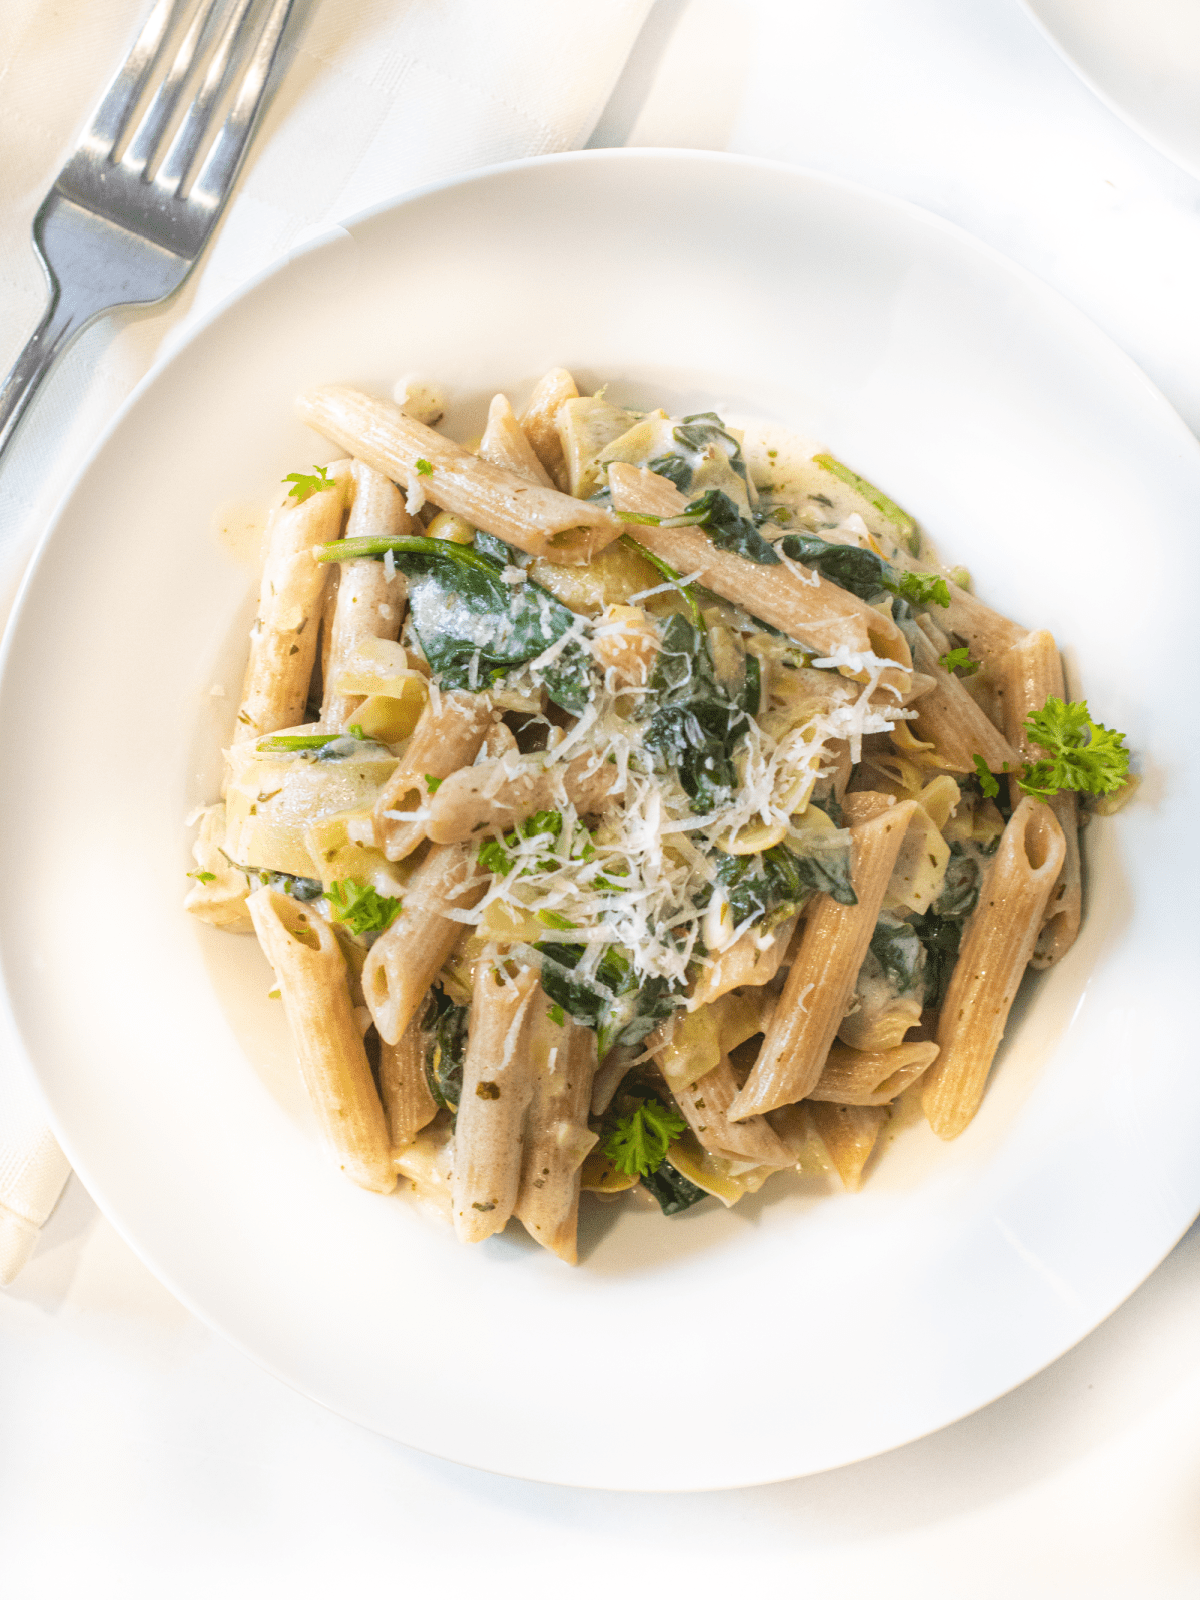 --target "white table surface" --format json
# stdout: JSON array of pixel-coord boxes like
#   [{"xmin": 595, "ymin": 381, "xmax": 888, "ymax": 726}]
[{"xmin": 4, "ymin": 2, "xmax": 1200, "ymax": 1594}]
